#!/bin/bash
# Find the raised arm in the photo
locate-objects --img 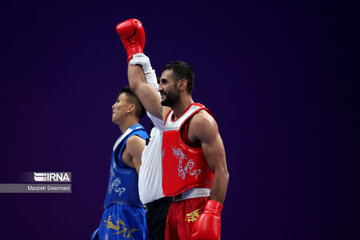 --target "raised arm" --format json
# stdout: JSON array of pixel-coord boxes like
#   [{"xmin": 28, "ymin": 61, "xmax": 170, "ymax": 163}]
[
  {"xmin": 115, "ymin": 18, "xmax": 169, "ymax": 120},
  {"xmin": 128, "ymin": 54, "xmax": 166, "ymax": 130},
  {"xmin": 127, "ymin": 63, "xmax": 164, "ymax": 119}
]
